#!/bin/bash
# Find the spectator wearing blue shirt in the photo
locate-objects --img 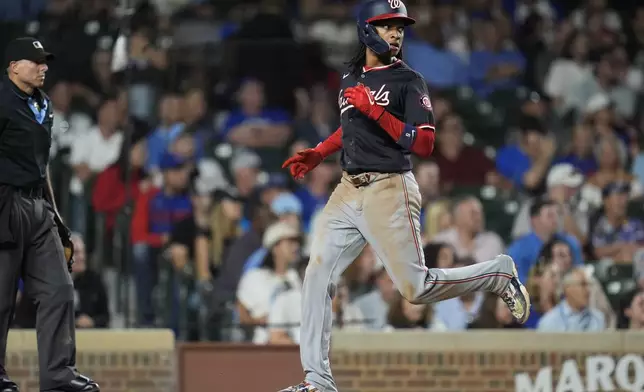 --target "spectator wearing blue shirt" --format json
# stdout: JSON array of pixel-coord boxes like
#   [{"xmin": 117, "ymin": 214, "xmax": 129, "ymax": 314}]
[
  {"xmin": 507, "ymin": 198, "xmax": 583, "ymax": 283},
  {"xmin": 591, "ymin": 182, "xmax": 644, "ymax": 261},
  {"xmin": 554, "ymin": 125, "xmax": 598, "ymax": 176},
  {"xmin": 221, "ymin": 79, "xmax": 291, "ymax": 171},
  {"xmin": 521, "ymin": 238, "xmax": 576, "ymax": 329},
  {"xmin": 404, "ymin": 22, "xmax": 468, "ymax": 89},
  {"xmin": 146, "ymin": 93, "xmax": 186, "ymax": 173},
  {"xmin": 537, "ymin": 268, "xmax": 605, "ymax": 332},
  {"xmin": 468, "ymin": 19, "xmax": 526, "ymax": 97},
  {"xmin": 496, "ymin": 116, "xmax": 556, "ymax": 194},
  {"xmin": 131, "ymin": 152, "xmax": 193, "ymax": 326},
  {"xmin": 530, "ymin": 237, "xmax": 617, "ymax": 329},
  {"xmin": 434, "ymin": 292, "xmax": 485, "ymax": 330}
]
